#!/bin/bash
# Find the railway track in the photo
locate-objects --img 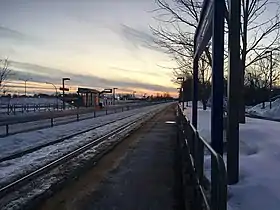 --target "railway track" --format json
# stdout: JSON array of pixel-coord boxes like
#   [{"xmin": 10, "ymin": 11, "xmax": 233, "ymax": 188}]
[
  {"xmin": 0, "ymin": 104, "xmax": 170, "ymax": 210},
  {"xmin": 0, "ymin": 102, "xmax": 159, "ymax": 137},
  {"xmin": 0, "ymin": 104, "xmax": 166, "ymax": 163},
  {"xmin": 0, "ymin": 112, "xmax": 136, "ymax": 163}
]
